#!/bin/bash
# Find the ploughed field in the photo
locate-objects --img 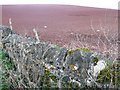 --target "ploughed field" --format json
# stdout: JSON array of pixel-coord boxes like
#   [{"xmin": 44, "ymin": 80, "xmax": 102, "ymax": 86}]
[{"xmin": 2, "ymin": 4, "xmax": 118, "ymax": 51}]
